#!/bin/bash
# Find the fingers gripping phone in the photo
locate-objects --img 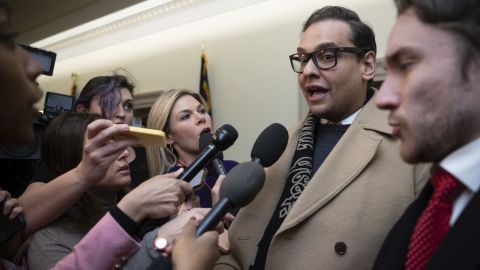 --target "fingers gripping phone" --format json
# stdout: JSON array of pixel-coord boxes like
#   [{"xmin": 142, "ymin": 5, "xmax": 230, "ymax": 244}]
[{"xmin": 0, "ymin": 200, "xmax": 26, "ymax": 246}]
